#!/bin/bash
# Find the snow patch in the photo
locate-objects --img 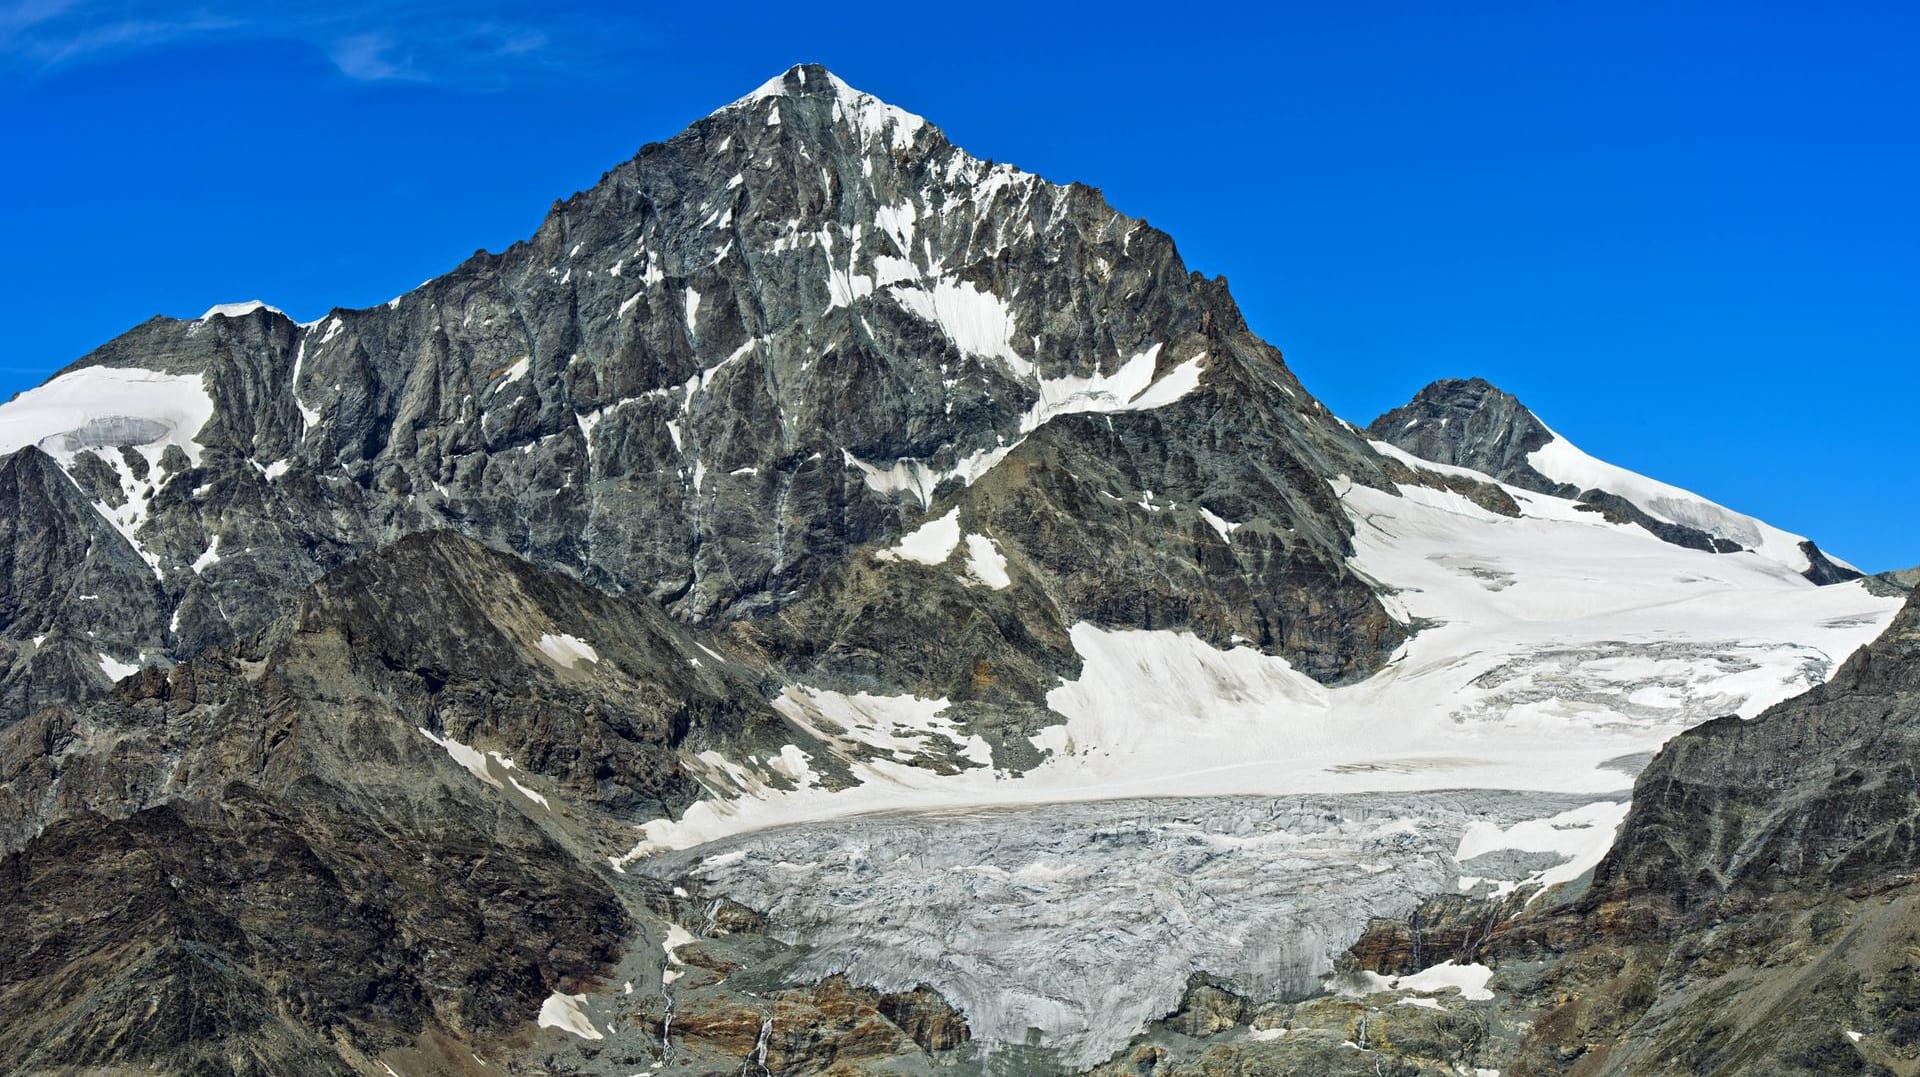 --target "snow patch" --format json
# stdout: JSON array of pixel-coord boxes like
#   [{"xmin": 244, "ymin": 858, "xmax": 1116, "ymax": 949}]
[
  {"xmin": 891, "ymin": 279, "xmax": 1029, "ymax": 375},
  {"xmin": 1528, "ymin": 428, "xmax": 1836, "ymax": 574},
  {"xmin": 1342, "ymin": 960, "xmax": 1495, "ymax": 1001},
  {"xmin": 493, "ymin": 357, "xmax": 531, "ymax": 390},
  {"xmin": 878, "ymin": 507, "xmax": 961, "ymax": 565},
  {"xmin": 190, "ymin": 534, "xmax": 221, "ymax": 574},
  {"xmin": 1199, "ymin": 507, "xmax": 1242, "ymax": 543},
  {"xmin": 199, "ymin": 300, "xmax": 282, "ymax": 320},
  {"xmin": 1456, "ymin": 800, "xmax": 1628, "ymax": 898},
  {"xmin": 962, "ymin": 534, "xmax": 1011, "ymax": 588},
  {"xmin": 537, "ymin": 633, "xmax": 600, "ymax": 668},
  {"xmin": 536, "ymin": 992, "xmax": 603, "ymax": 1040}
]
